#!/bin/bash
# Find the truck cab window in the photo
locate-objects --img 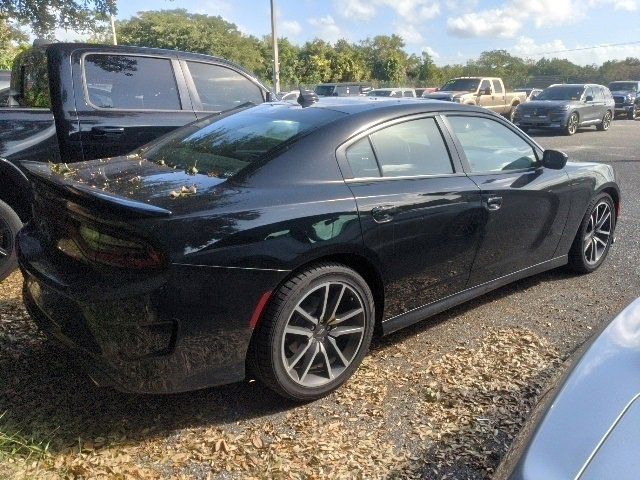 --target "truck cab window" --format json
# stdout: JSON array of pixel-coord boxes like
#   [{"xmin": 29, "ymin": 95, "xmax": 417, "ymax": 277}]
[
  {"xmin": 479, "ymin": 79, "xmax": 491, "ymax": 94},
  {"xmin": 186, "ymin": 62, "xmax": 264, "ymax": 112},
  {"xmin": 492, "ymin": 80, "xmax": 503, "ymax": 94},
  {"xmin": 13, "ymin": 49, "xmax": 51, "ymax": 108},
  {"xmin": 84, "ymin": 55, "xmax": 181, "ymax": 110}
]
